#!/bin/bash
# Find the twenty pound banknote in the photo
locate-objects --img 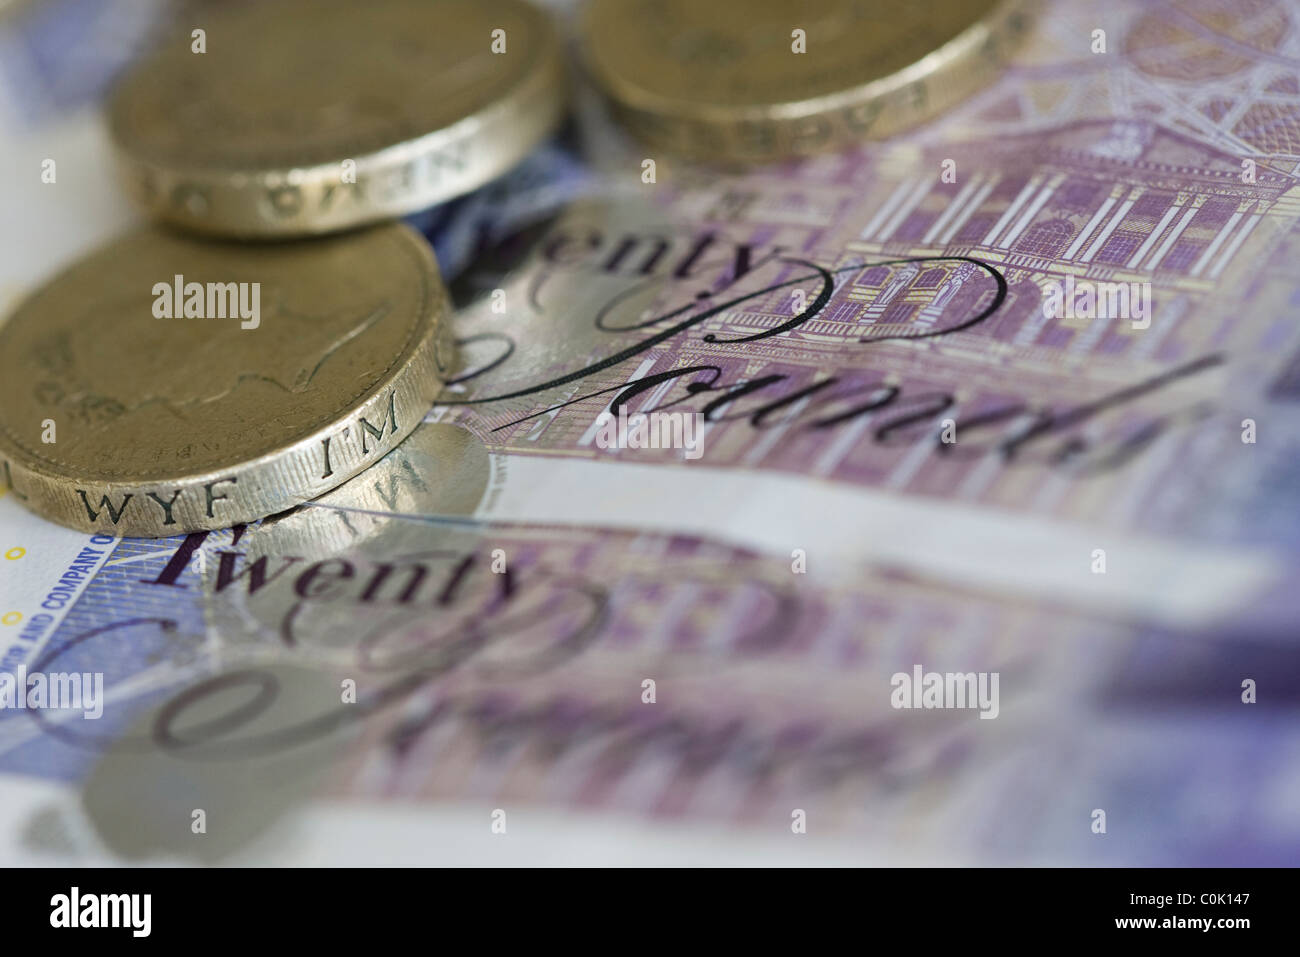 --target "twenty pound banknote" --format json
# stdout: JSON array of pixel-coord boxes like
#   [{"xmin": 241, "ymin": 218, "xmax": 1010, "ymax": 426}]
[
  {"xmin": 1, "ymin": 423, "xmax": 1298, "ymax": 865},
  {"xmin": 431, "ymin": 2, "xmax": 1300, "ymax": 637},
  {"xmin": 1, "ymin": 0, "xmax": 1299, "ymax": 865}
]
